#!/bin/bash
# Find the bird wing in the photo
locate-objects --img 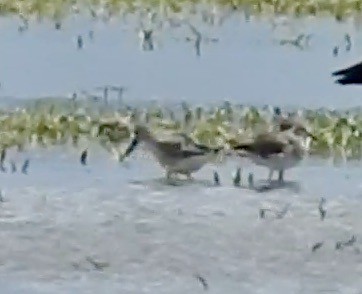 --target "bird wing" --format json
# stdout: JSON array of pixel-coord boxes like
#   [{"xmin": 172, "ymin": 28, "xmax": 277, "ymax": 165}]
[
  {"xmin": 157, "ymin": 141, "xmax": 208, "ymax": 157},
  {"xmin": 157, "ymin": 141, "xmax": 183, "ymax": 152},
  {"xmin": 236, "ymin": 132, "xmax": 289, "ymax": 158},
  {"xmin": 180, "ymin": 149, "xmax": 208, "ymax": 158},
  {"xmin": 335, "ymin": 74, "xmax": 362, "ymax": 85},
  {"xmin": 332, "ymin": 61, "xmax": 362, "ymax": 77},
  {"xmin": 252, "ymin": 139, "xmax": 286, "ymax": 158}
]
